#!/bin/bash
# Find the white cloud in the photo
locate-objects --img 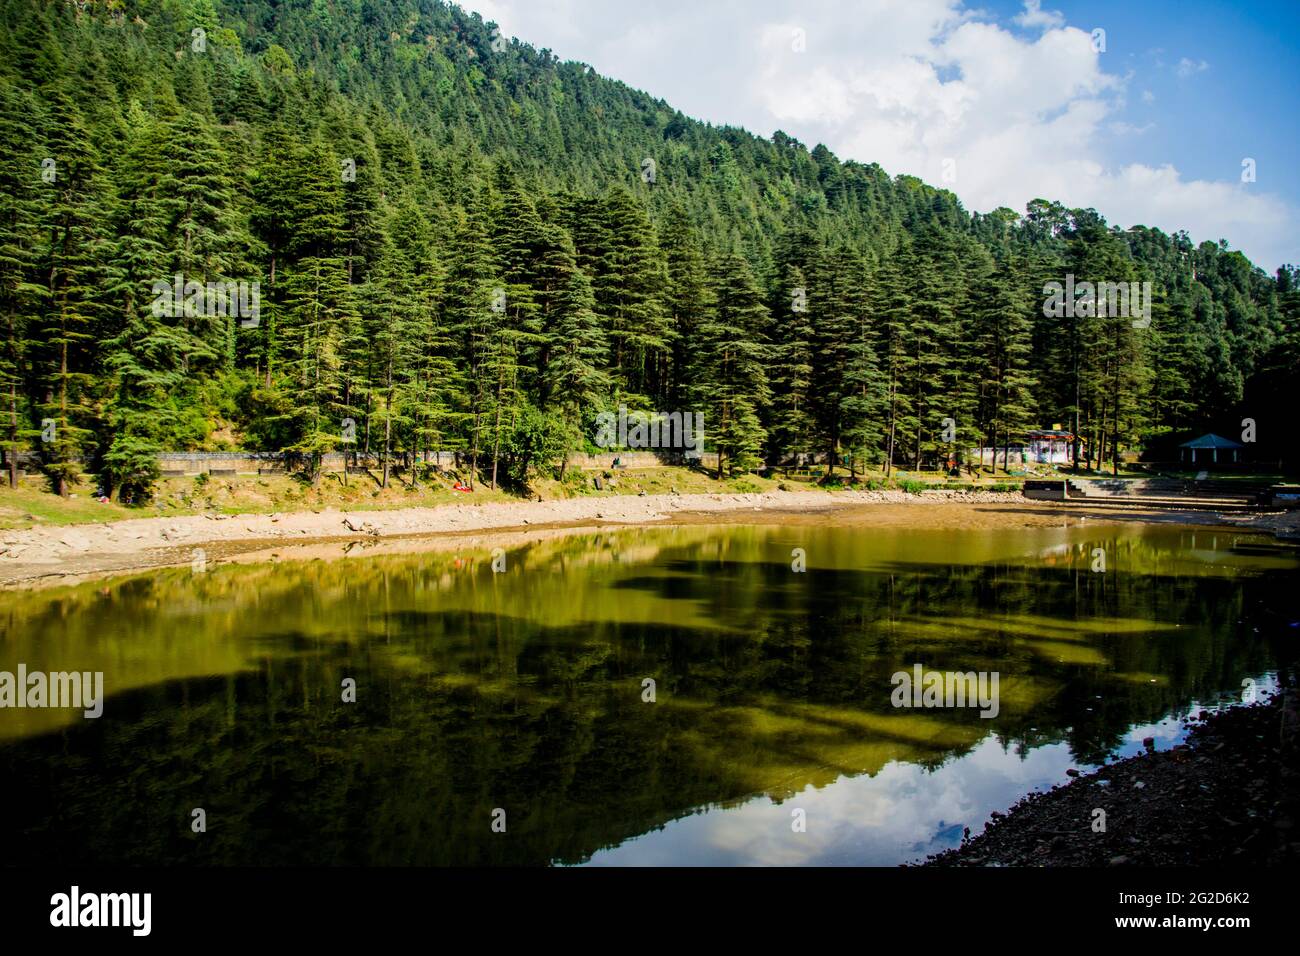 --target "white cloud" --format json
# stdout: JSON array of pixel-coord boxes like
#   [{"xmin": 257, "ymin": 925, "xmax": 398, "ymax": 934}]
[
  {"xmin": 460, "ymin": 1, "xmax": 1295, "ymax": 270},
  {"xmin": 1110, "ymin": 121, "xmax": 1154, "ymax": 136},
  {"xmin": 1013, "ymin": 0, "xmax": 1065, "ymax": 31}
]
